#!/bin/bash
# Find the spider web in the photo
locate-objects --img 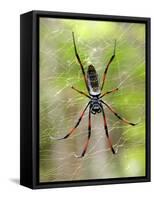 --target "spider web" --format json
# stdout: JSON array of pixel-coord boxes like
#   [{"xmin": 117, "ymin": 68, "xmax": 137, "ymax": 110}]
[{"xmin": 39, "ymin": 18, "xmax": 146, "ymax": 182}]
